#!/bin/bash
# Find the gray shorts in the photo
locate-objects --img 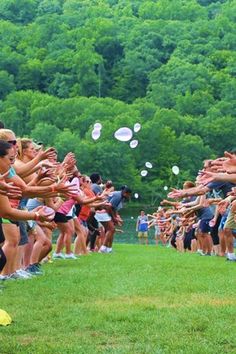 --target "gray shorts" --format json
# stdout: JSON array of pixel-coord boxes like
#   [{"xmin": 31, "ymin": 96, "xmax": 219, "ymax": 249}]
[
  {"xmin": 18, "ymin": 221, "xmax": 28, "ymax": 246},
  {"xmin": 95, "ymin": 212, "xmax": 112, "ymax": 222}
]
